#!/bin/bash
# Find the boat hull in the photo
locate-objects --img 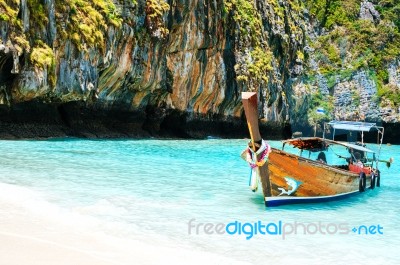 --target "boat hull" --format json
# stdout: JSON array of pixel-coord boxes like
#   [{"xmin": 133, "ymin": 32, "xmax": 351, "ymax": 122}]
[
  {"xmin": 263, "ymin": 148, "xmax": 372, "ymax": 206},
  {"xmin": 265, "ymin": 191, "xmax": 360, "ymax": 207}
]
